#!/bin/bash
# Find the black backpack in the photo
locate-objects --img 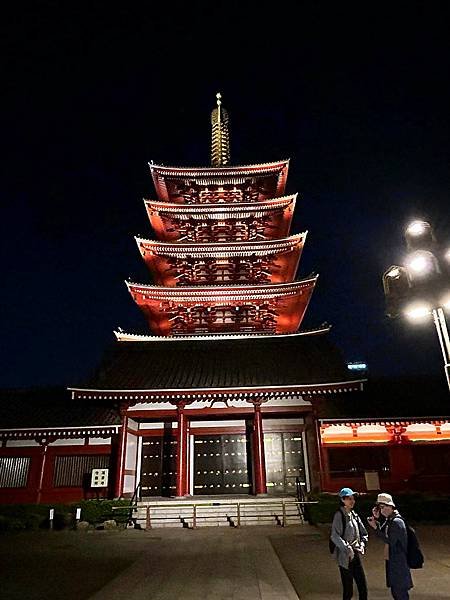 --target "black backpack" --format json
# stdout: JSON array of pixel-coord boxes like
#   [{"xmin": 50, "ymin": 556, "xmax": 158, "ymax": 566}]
[
  {"xmin": 329, "ymin": 509, "xmax": 346, "ymax": 554},
  {"xmin": 400, "ymin": 518, "xmax": 424, "ymax": 569}
]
